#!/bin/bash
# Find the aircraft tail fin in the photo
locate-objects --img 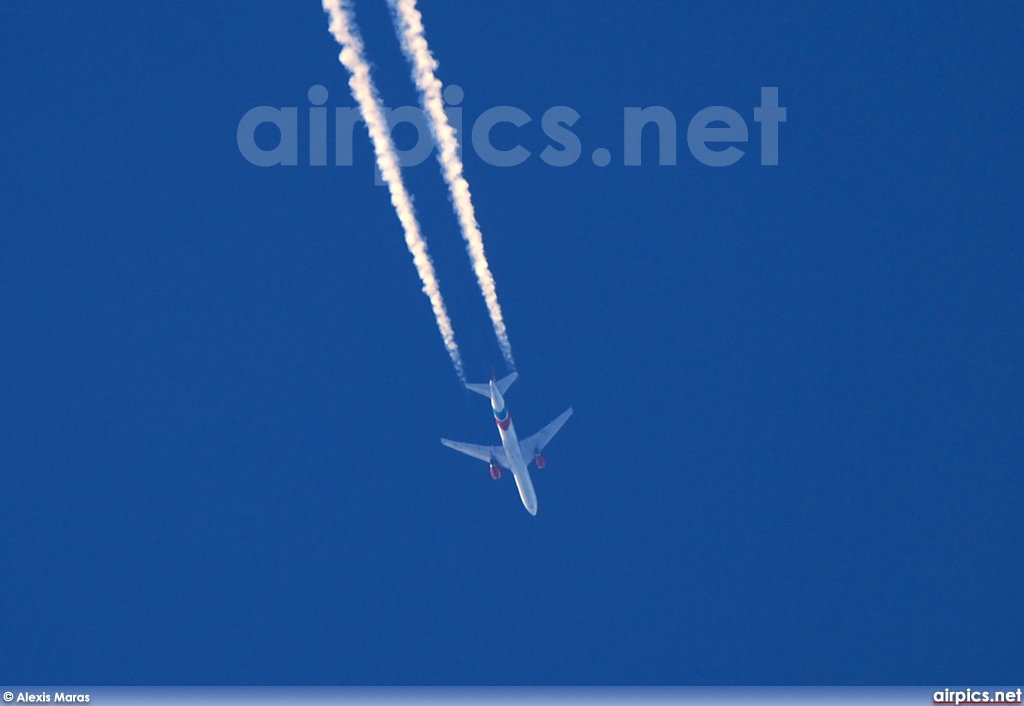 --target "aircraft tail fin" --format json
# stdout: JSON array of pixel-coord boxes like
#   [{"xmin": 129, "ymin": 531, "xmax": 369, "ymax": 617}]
[{"xmin": 466, "ymin": 371, "xmax": 518, "ymax": 397}]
